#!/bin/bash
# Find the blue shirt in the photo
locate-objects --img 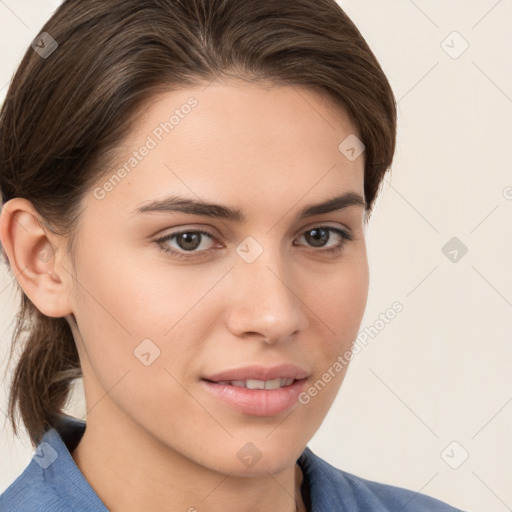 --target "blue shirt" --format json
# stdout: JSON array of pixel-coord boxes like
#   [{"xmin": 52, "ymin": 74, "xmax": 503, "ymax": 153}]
[{"xmin": 1, "ymin": 415, "xmax": 465, "ymax": 511}]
